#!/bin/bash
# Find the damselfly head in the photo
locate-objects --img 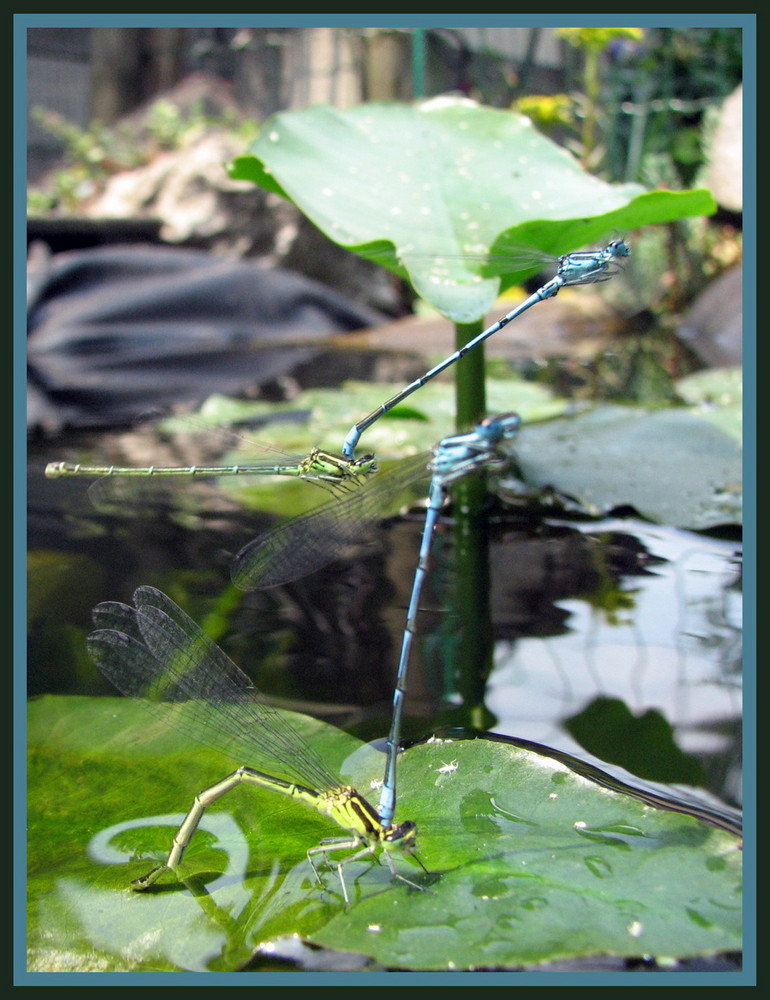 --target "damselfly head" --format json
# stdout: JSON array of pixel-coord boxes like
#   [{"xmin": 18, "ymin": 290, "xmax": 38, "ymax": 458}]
[
  {"xmin": 384, "ymin": 819, "xmax": 418, "ymax": 849},
  {"xmin": 608, "ymin": 238, "xmax": 631, "ymax": 258},
  {"xmin": 480, "ymin": 412, "xmax": 522, "ymax": 441},
  {"xmin": 355, "ymin": 453, "xmax": 379, "ymax": 474}
]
